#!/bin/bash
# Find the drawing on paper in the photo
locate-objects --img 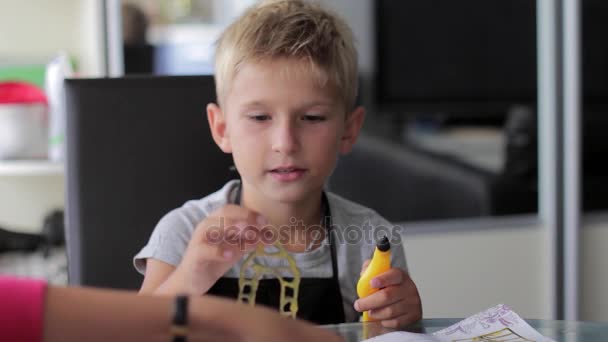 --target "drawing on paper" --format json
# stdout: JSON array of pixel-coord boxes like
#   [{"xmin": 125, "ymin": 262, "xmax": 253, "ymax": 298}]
[{"xmin": 453, "ymin": 327, "xmax": 535, "ymax": 342}]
